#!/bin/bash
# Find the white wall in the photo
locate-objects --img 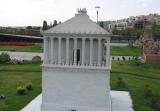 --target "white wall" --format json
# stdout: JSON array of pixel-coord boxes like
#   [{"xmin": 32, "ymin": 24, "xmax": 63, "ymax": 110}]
[{"xmin": 42, "ymin": 67, "xmax": 111, "ymax": 111}]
